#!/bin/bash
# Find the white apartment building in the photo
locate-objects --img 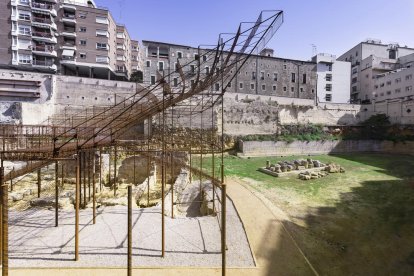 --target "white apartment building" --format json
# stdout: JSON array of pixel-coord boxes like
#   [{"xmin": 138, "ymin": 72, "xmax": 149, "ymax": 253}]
[
  {"xmin": 373, "ymin": 53, "xmax": 414, "ymax": 102},
  {"xmin": 338, "ymin": 40, "xmax": 414, "ymax": 103},
  {"xmin": 312, "ymin": 53, "xmax": 351, "ymax": 103}
]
